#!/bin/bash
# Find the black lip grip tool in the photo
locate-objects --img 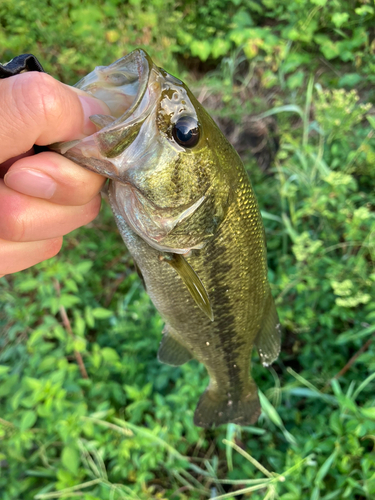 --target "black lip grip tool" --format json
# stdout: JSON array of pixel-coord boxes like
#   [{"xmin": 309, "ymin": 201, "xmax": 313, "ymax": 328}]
[{"xmin": 0, "ymin": 53, "xmax": 45, "ymax": 78}]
